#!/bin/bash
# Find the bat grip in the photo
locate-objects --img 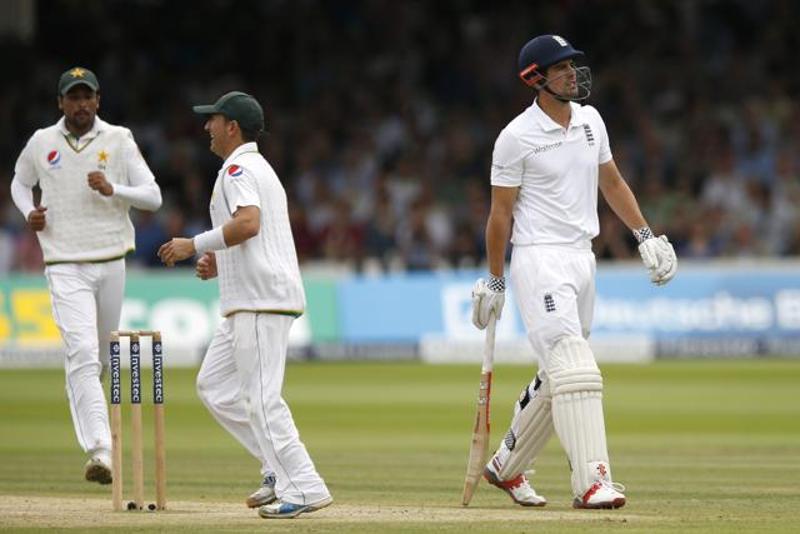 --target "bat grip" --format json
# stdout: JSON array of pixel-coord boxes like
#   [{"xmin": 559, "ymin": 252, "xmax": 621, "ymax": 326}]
[{"xmin": 482, "ymin": 312, "xmax": 497, "ymax": 373}]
